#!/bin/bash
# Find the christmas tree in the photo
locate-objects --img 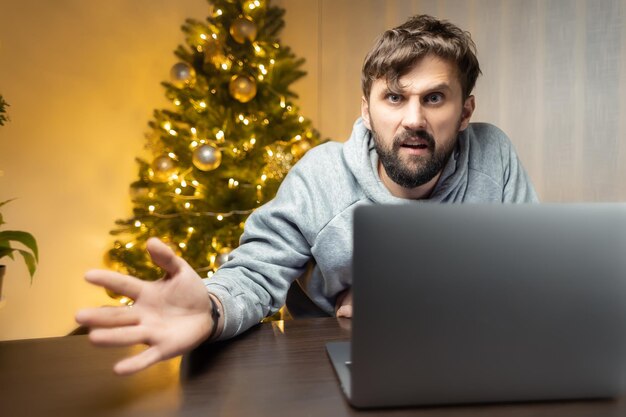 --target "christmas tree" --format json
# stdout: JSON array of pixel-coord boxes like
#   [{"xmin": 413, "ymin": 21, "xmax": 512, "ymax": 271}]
[{"xmin": 106, "ymin": 0, "xmax": 323, "ymax": 291}]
